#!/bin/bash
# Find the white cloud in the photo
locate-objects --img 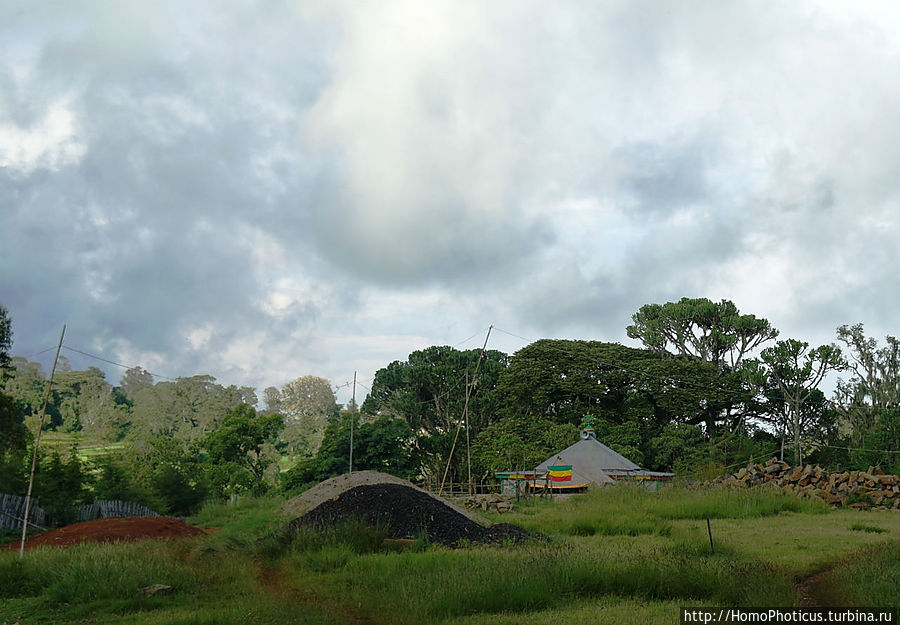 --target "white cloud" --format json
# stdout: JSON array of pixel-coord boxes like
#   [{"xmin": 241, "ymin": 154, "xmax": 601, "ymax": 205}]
[{"xmin": 0, "ymin": 97, "xmax": 85, "ymax": 174}]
